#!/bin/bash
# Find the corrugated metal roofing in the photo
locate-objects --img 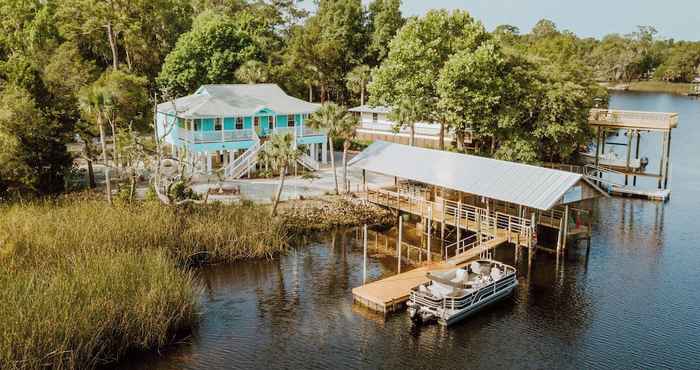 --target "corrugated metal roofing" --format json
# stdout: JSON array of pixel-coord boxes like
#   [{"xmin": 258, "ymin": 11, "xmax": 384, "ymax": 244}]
[
  {"xmin": 349, "ymin": 141, "xmax": 583, "ymax": 211},
  {"xmin": 157, "ymin": 84, "xmax": 320, "ymax": 118}
]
